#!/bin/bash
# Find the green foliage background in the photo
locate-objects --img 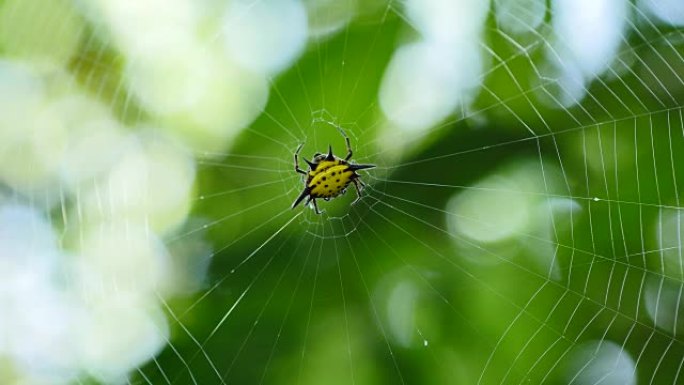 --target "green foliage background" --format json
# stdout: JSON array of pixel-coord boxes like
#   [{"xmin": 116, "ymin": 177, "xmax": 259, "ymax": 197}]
[{"xmin": 1, "ymin": 0, "xmax": 684, "ymax": 384}]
